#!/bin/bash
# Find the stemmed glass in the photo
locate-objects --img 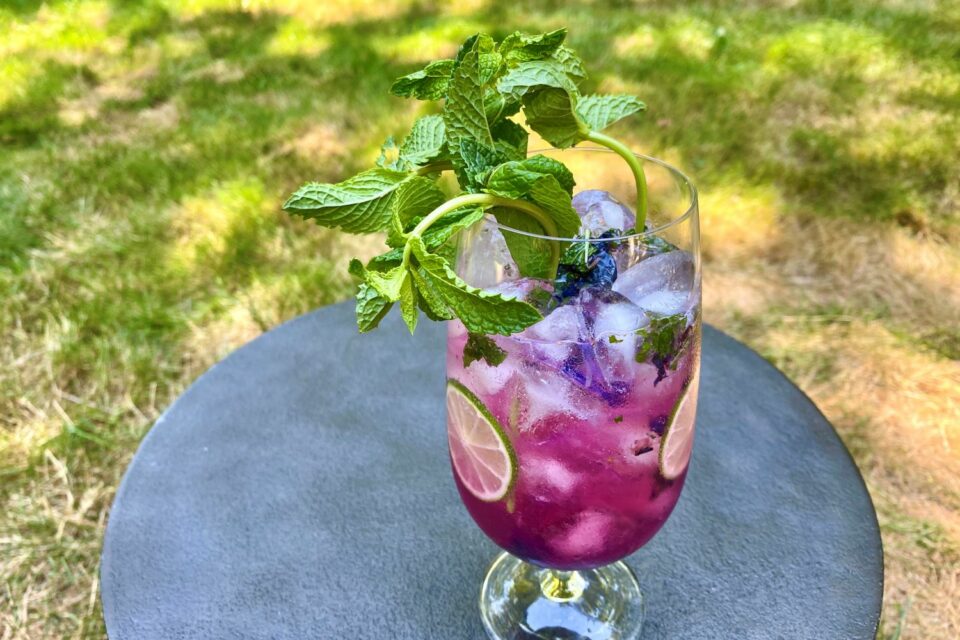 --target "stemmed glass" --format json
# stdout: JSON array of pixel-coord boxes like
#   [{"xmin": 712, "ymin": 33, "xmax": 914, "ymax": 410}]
[{"xmin": 445, "ymin": 148, "xmax": 700, "ymax": 639}]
